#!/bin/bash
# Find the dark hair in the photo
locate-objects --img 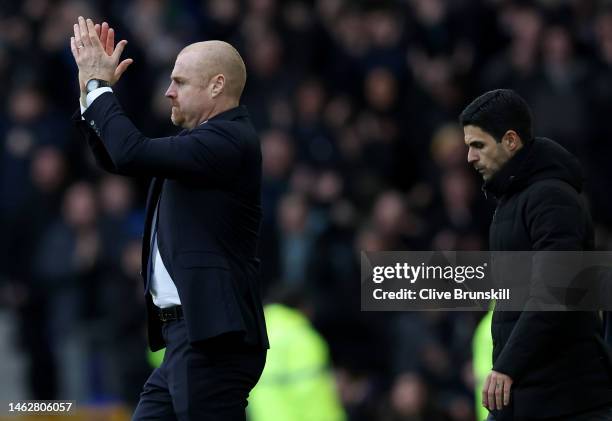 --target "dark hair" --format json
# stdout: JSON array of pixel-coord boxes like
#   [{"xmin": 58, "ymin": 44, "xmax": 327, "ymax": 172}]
[{"xmin": 459, "ymin": 89, "xmax": 533, "ymax": 144}]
